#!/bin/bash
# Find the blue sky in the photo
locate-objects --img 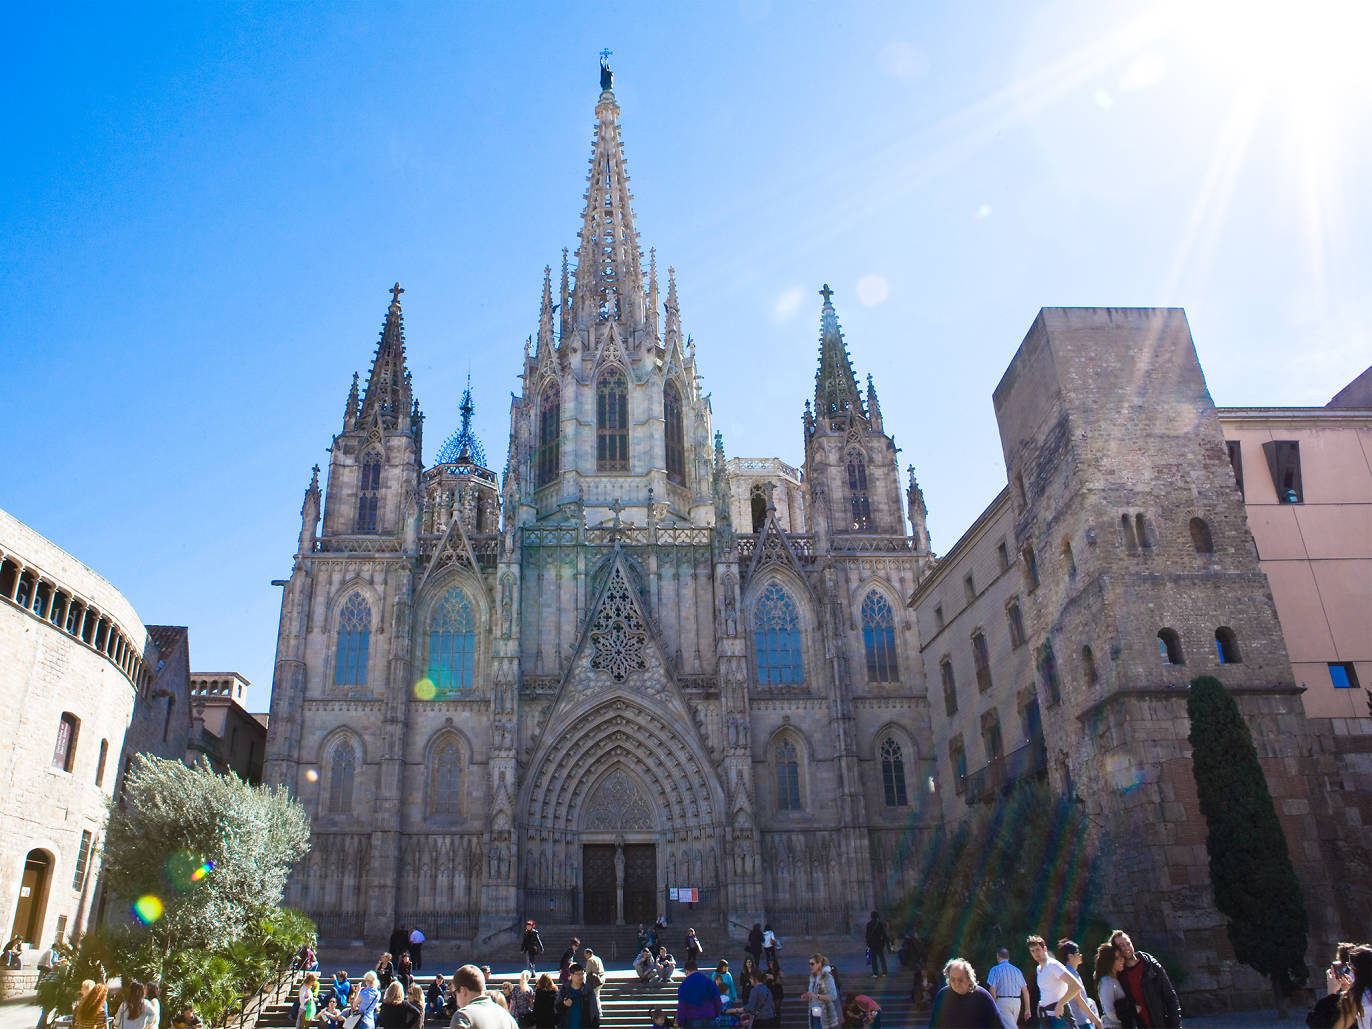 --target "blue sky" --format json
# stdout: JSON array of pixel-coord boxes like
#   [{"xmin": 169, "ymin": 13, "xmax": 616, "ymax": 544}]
[{"xmin": 3, "ymin": 1, "xmax": 1369, "ymax": 712}]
